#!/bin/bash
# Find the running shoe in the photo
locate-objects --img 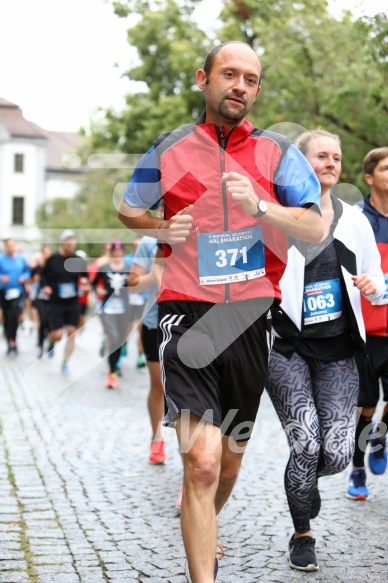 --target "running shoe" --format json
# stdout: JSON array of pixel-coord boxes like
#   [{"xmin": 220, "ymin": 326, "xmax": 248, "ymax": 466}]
[
  {"xmin": 368, "ymin": 425, "xmax": 387, "ymax": 475},
  {"xmin": 310, "ymin": 484, "xmax": 321, "ymax": 519},
  {"xmin": 136, "ymin": 352, "xmax": 146, "ymax": 368},
  {"xmin": 288, "ymin": 535, "xmax": 319, "ymax": 571},
  {"xmin": 7, "ymin": 344, "xmax": 18, "ymax": 356},
  {"xmin": 346, "ymin": 468, "xmax": 369, "ymax": 500},
  {"xmin": 61, "ymin": 362, "xmax": 70, "ymax": 376},
  {"xmin": 105, "ymin": 372, "xmax": 119, "ymax": 389},
  {"xmin": 149, "ymin": 439, "xmax": 166, "ymax": 464},
  {"xmin": 185, "ymin": 546, "xmax": 223, "ymax": 582}
]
